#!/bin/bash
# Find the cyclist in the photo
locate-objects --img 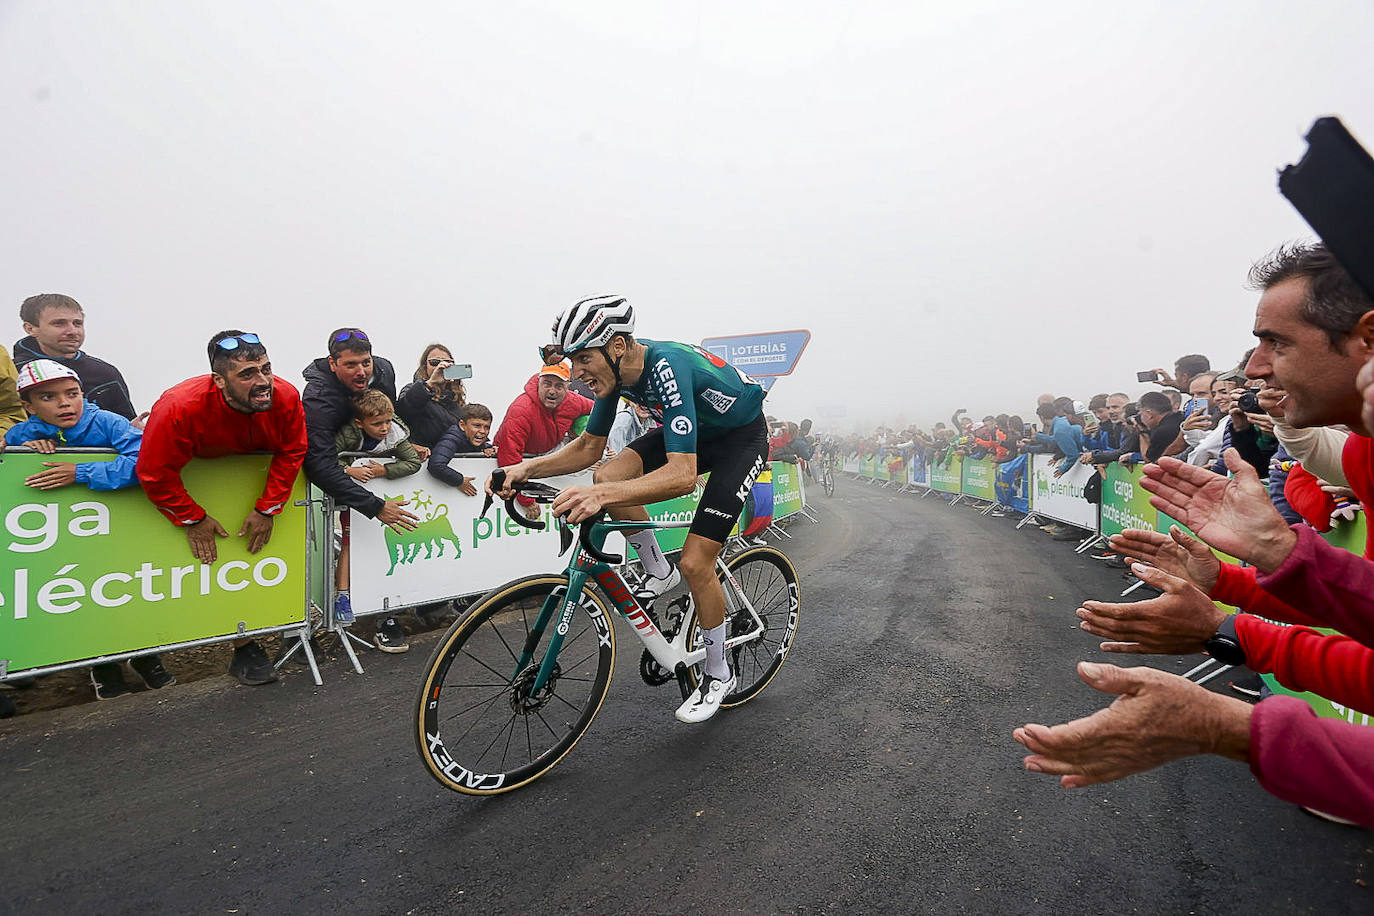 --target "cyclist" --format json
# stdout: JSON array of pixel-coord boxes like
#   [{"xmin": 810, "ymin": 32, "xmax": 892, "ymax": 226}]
[{"xmin": 488, "ymin": 295, "xmax": 768, "ymax": 723}]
